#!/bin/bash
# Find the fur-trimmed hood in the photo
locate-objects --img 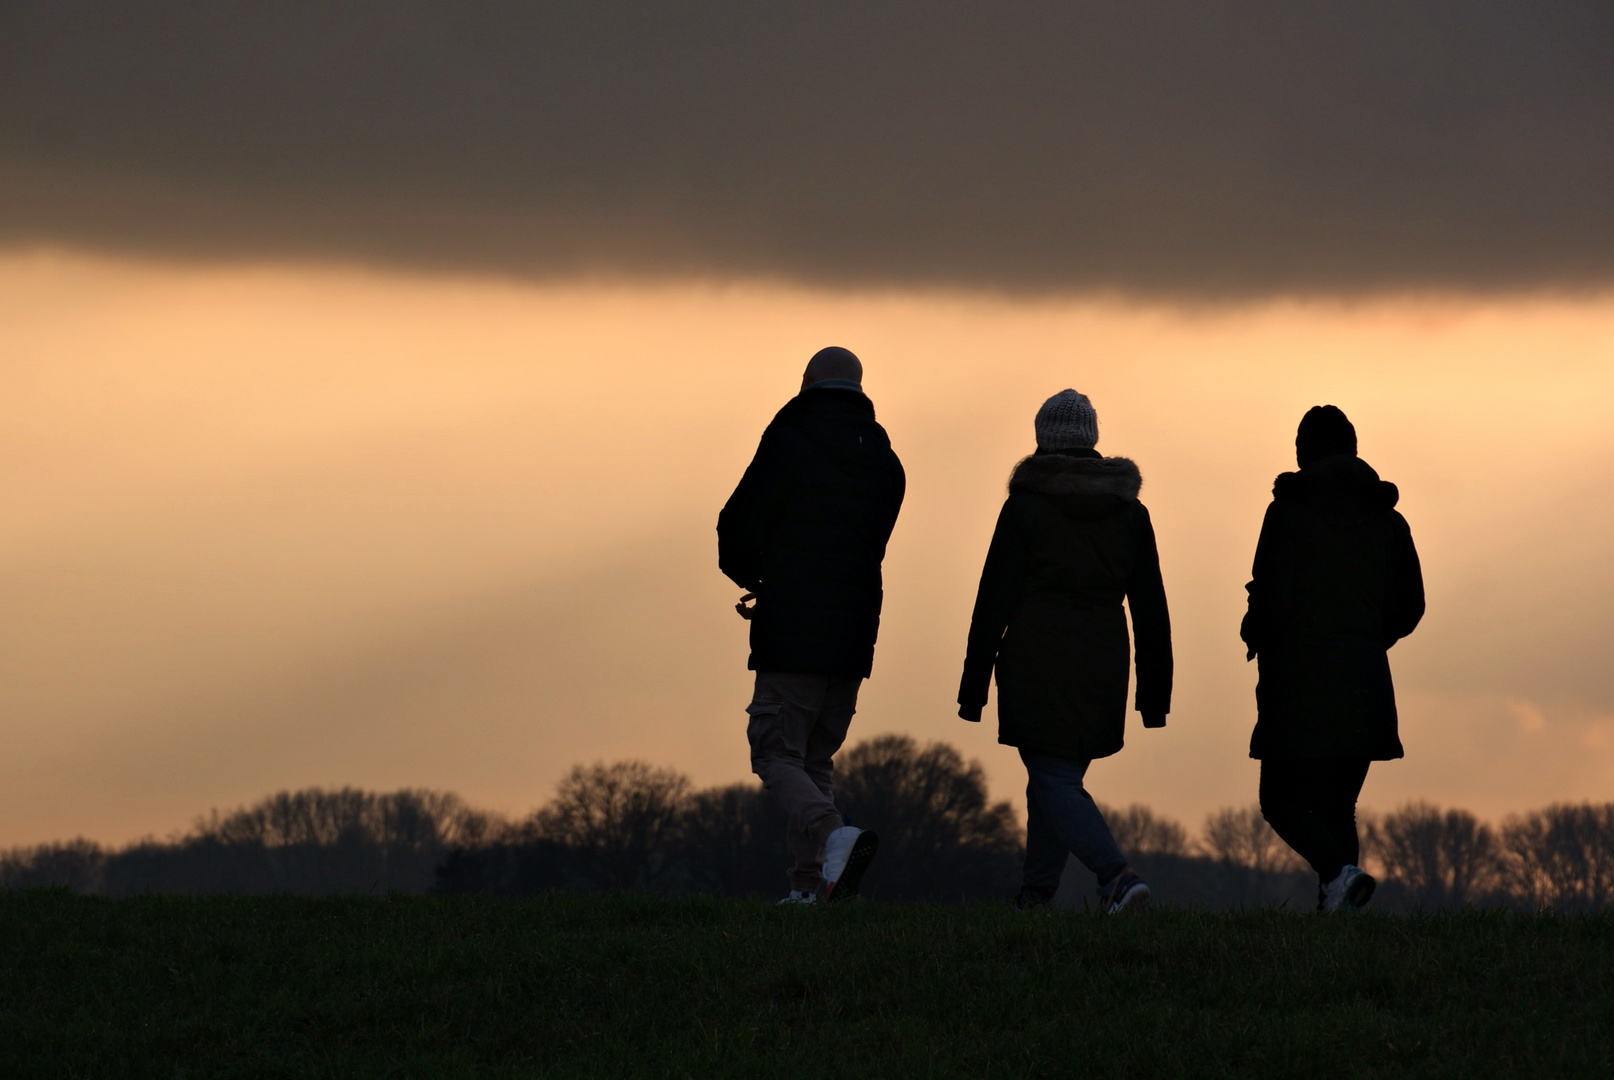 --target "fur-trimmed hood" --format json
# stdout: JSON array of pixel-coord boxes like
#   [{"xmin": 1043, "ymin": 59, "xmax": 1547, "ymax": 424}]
[
  {"xmin": 1273, "ymin": 453, "xmax": 1399, "ymax": 509},
  {"xmin": 1009, "ymin": 453, "xmax": 1142, "ymax": 500}
]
